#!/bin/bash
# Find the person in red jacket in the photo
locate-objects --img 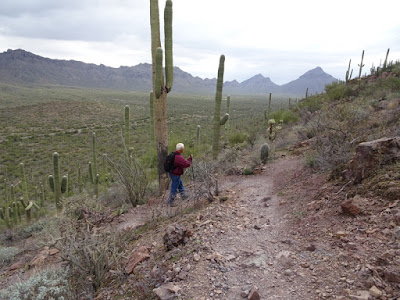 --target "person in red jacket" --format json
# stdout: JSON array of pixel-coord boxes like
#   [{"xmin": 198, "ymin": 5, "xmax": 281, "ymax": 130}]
[{"xmin": 168, "ymin": 143, "xmax": 192, "ymax": 206}]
